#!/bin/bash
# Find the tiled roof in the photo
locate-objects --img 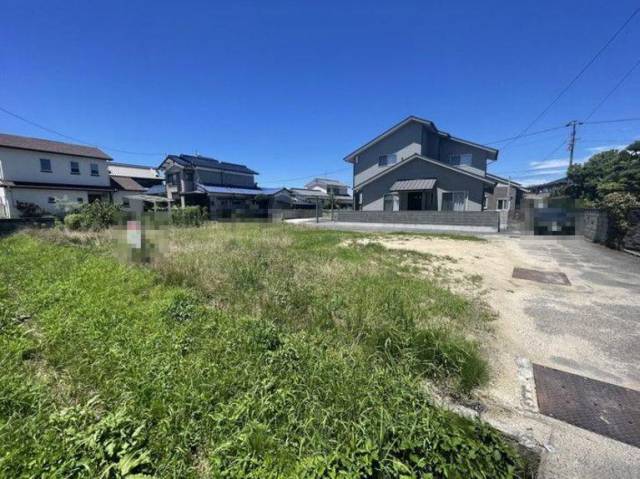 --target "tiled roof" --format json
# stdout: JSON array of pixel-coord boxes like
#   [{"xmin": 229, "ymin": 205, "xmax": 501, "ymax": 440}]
[
  {"xmin": 0, "ymin": 132, "xmax": 112, "ymax": 160},
  {"xmin": 165, "ymin": 154, "xmax": 258, "ymax": 175}
]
